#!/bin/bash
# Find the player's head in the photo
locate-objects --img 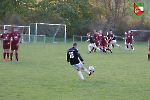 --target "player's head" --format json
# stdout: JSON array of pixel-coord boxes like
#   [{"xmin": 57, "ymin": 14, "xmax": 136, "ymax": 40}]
[
  {"xmin": 87, "ymin": 33, "xmax": 90, "ymax": 37},
  {"xmin": 73, "ymin": 43, "xmax": 77, "ymax": 48},
  {"xmin": 128, "ymin": 30, "xmax": 131, "ymax": 33},
  {"xmin": 99, "ymin": 30, "xmax": 102, "ymax": 34},
  {"xmin": 93, "ymin": 30, "xmax": 96, "ymax": 33},
  {"xmin": 110, "ymin": 30, "xmax": 112, "ymax": 34},
  {"xmin": 14, "ymin": 28, "xmax": 18, "ymax": 32},
  {"xmin": 4, "ymin": 29, "xmax": 8, "ymax": 33}
]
